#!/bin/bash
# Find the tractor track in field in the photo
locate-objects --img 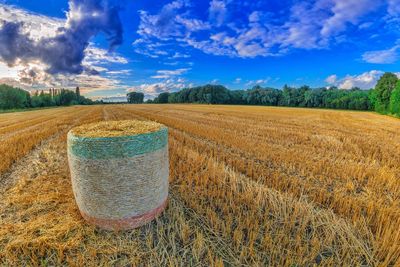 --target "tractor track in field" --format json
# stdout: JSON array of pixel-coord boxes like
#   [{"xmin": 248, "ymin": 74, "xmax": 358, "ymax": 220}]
[
  {"xmin": 0, "ymin": 132, "xmax": 63, "ymax": 195},
  {"xmin": 0, "ymin": 108, "xmax": 96, "ymax": 193},
  {"xmin": 105, "ymin": 106, "xmax": 244, "ymax": 266},
  {"xmin": 119, "ymin": 107, "xmax": 392, "ymax": 218},
  {"xmin": 1, "ymin": 105, "xmax": 244, "ymax": 266},
  {"xmin": 102, "ymin": 106, "xmax": 111, "ymax": 120},
  {"xmin": 117, "ymin": 107, "xmax": 310, "ymax": 187},
  {"xmin": 0, "ymin": 105, "xmax": 392, "ymax": 265},
  {"xmin": 103, "ymin": 105, "xmax": 122, "ymax": 121}
]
